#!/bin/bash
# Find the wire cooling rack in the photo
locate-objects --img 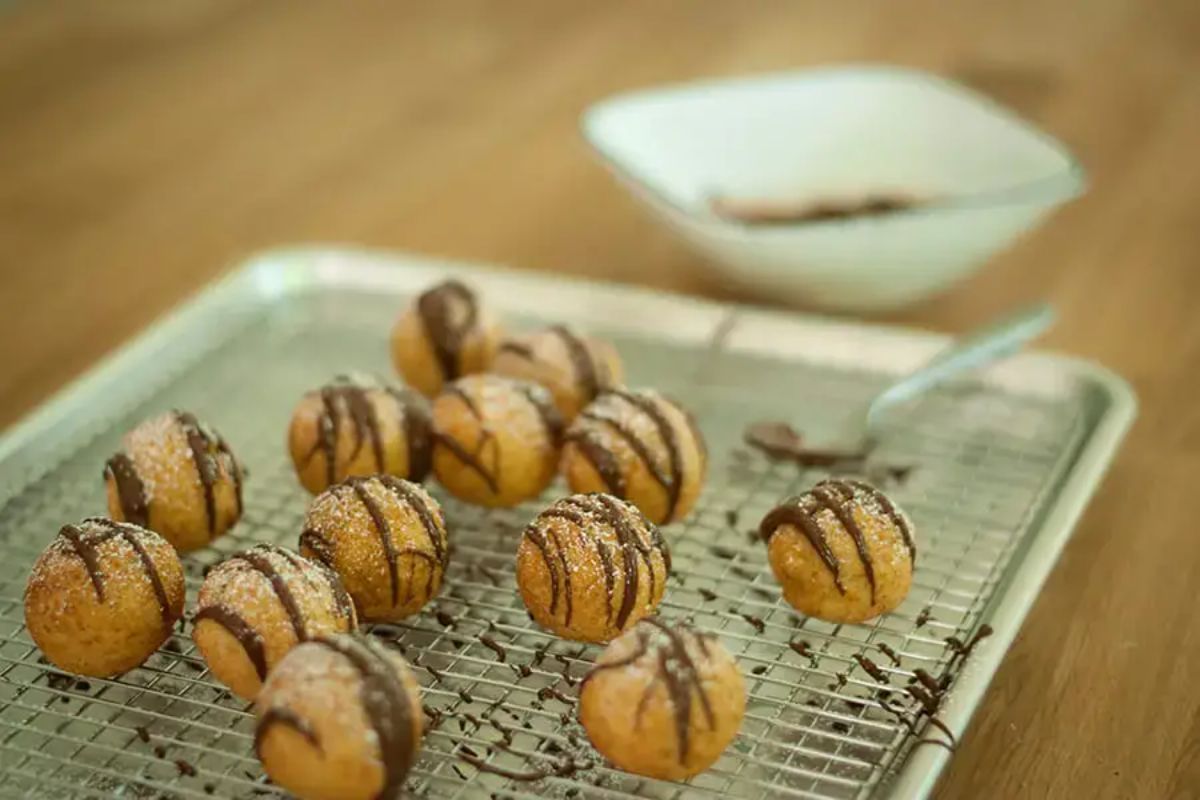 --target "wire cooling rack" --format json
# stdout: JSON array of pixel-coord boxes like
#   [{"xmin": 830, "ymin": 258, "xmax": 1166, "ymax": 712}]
[{"xmin": 0, "ymin": 250, "xmax": 1133, "ymax": 799}]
